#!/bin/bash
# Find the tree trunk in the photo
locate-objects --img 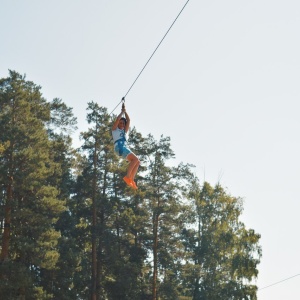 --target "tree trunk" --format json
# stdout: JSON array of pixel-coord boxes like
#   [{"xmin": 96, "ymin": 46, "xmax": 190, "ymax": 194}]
[
  {"xmin": 0, "ymin": 176, "xmax": 13, "ymax": 261},
  {"xmin": 91, "ymin": 144, "xmax": 98, "ymax": 300},
  {"xmin": 152, "ymin": 212, "xmax": 159, "ymax": 300}
]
